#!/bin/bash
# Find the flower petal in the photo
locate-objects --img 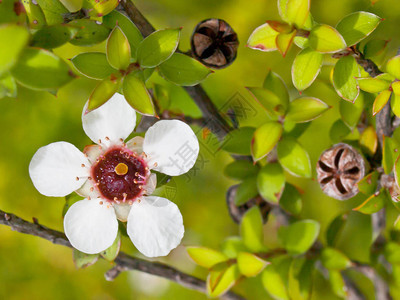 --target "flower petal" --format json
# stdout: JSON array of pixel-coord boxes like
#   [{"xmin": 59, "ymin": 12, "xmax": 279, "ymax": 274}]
[
  {"xmin": 126, "ymin": 136, "xmax": 144, "ymax": 154},
  {"xmin": 82, "ymin": 93, "xmax": 137, "ymax": 146},
  {"xmin": 143, "ymin": 120, "xmax": 199, "ymax": 176},
  {"xmin": 113, "ymin": 203, "xmax": 132, "ymax": 222},
  {"xmin": 144, "ymin": 173, "xmax": 157, "ymax": 195},
  {"xmin": 29, "ymin": 142, "xmax": 90, "ymax": 197},
  {"xmin": 75, "ymin": 179, "xmax": 100, "ymax": 199},
  {"xmin": 127, "ymin": 196, "xmax": 184, "ymax": 257},
  {"xmin": 64, "ymin": 198, "xmax": 118, "ymax": 254}
]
